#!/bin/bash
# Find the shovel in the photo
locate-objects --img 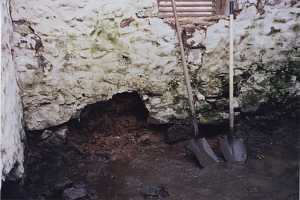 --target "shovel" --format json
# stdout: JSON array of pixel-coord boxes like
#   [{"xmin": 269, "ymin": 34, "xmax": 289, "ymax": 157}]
[
  {"xmin": 219, "ymin": 1, "xmax": 247, "ymax": 162},
  {"xmin": 170, "ymin": 0, "xmax": 220, "ymax": 166}
]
